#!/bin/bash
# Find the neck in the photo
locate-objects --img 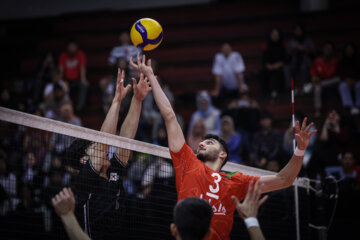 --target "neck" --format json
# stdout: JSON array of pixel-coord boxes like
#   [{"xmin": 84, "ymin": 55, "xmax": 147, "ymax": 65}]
[{"xmin": 204, "ymin": 160, "xmax": 222, "ymax": 172}]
